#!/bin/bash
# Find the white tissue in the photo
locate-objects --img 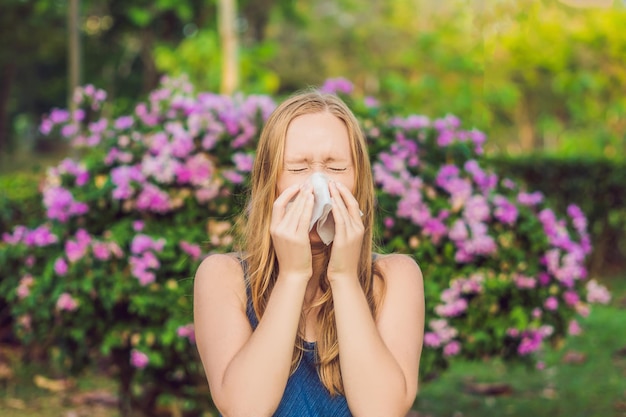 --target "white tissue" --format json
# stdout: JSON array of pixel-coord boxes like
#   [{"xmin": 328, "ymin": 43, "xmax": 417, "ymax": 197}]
[{"xmin": 309, "ymin": 173, "xmax": 335, "ymax": 245}]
